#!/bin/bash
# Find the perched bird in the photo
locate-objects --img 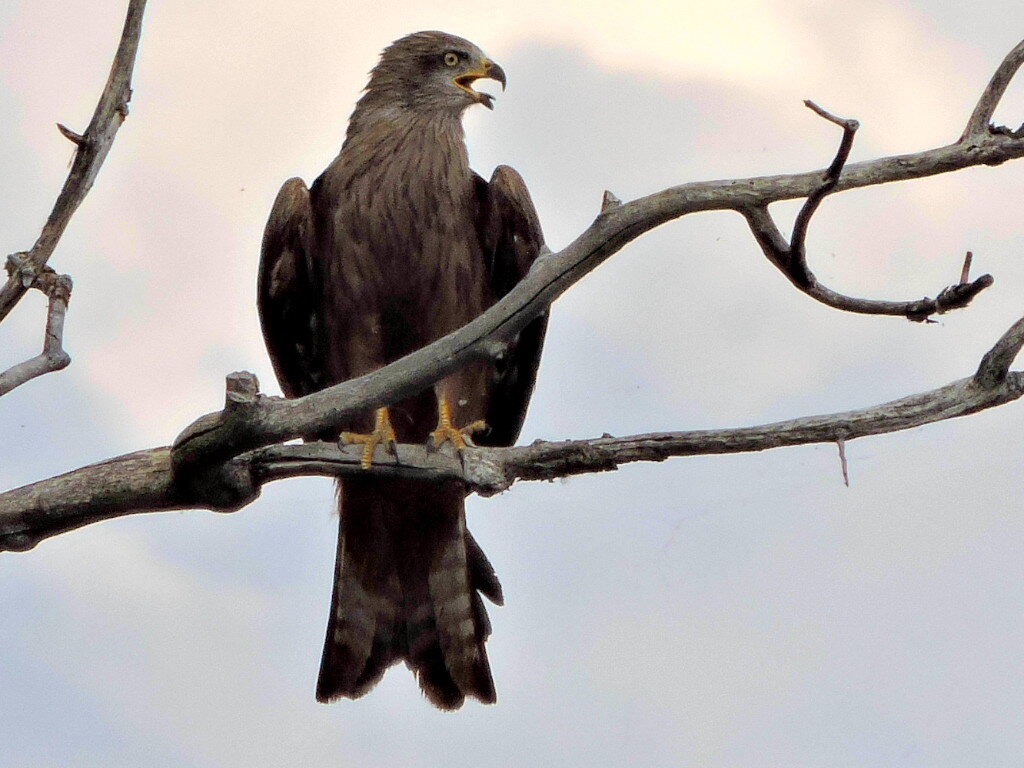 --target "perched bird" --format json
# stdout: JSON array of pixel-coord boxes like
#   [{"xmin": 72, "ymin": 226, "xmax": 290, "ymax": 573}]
[{"xmin": 258, "ymin": 31, "xmax": 547, "ymax": 709}]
